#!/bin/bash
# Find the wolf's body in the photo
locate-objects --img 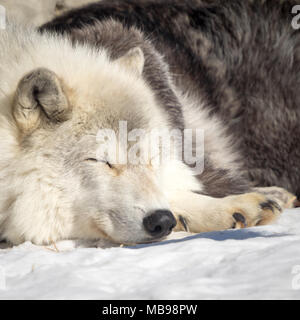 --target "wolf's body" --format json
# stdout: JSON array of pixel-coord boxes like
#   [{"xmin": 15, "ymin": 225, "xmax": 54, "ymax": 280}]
[
  {"xmin": 0, "ymin": 0, "xmax": 298, "ymax": 245},
  {"xmin": 42, "ymin": 0, "xmax": 300, "ymax": 198}
]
